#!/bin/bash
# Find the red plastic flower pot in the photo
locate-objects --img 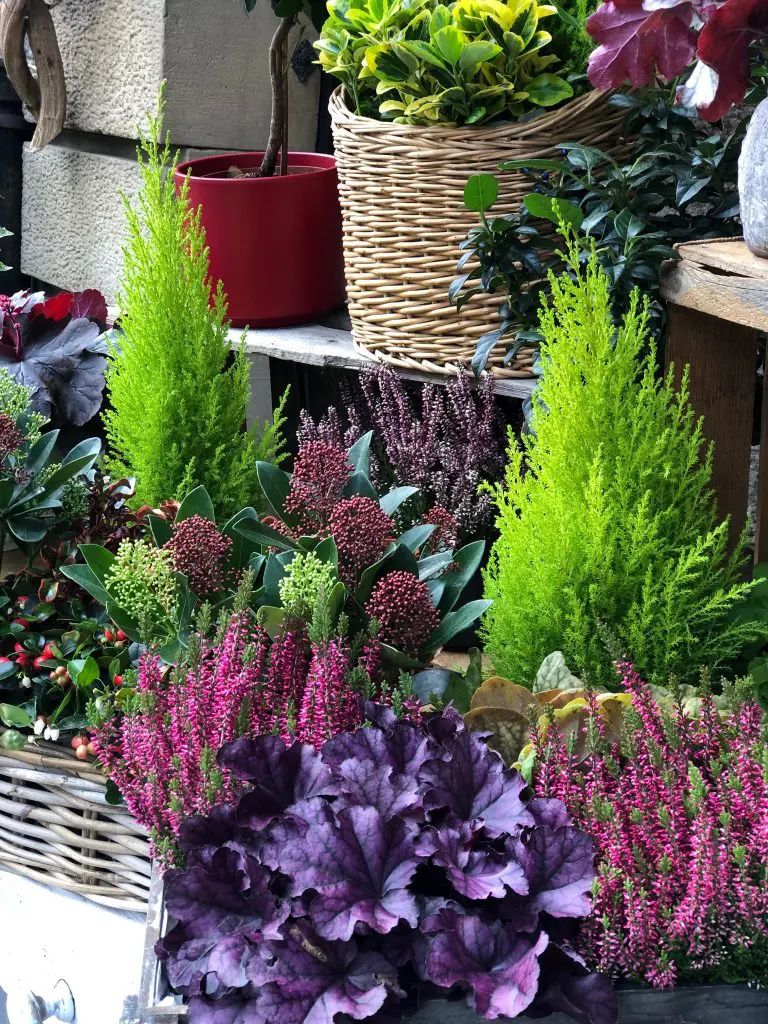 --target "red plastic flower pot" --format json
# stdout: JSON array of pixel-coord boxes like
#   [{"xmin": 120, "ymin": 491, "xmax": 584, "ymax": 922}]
[{"xmin": 174, "ymin": 152, "xmax": 346, "ymax": 328}]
